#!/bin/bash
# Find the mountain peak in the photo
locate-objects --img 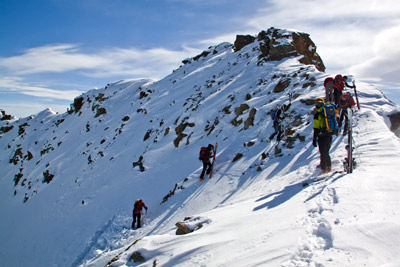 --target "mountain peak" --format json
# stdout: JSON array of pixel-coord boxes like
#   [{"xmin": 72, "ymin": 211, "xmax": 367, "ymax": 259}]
[{"xmin": 234, "ymin": 27, "xmax": 325, "ymax": 72}]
